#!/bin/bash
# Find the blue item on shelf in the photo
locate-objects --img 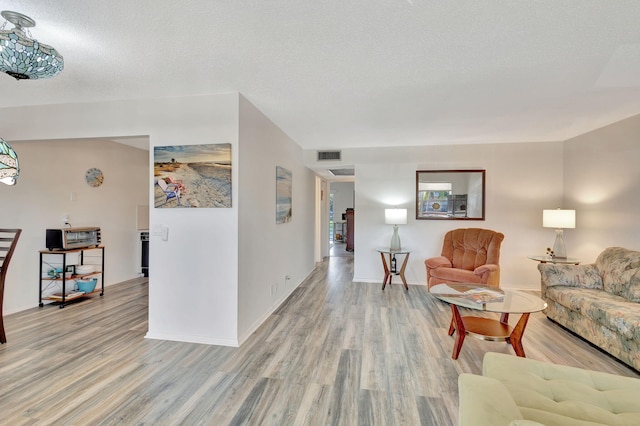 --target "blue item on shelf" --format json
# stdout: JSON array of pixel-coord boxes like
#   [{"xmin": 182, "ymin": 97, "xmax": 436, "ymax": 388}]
[{"xmin": 75, "ymin": 278, "xmax": 97, "ymax": 293}]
